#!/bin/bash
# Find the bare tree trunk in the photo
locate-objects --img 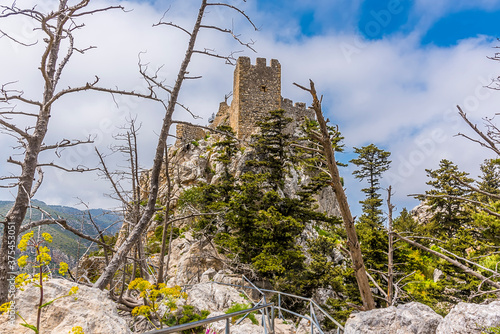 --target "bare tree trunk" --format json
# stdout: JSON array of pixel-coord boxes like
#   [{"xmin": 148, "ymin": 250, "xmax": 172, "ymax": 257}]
[
  {"xmin": 137, "ymin": 238, "xmax": 150, "ymax": 281},
  {"xmin": 93, "ymin": 1, "xmax": 209, "ymax": 290},
  {"xmin": 393, "ymin": 231, "xmax": 500, "ymax": 290},
  {"xmin": 0, "ymin": 0, "xmax": 68, "ymax": 303},
  {"xmin": 0, "ymin": 0, "xmax": 156, "ymax": 302},
  {"xmin": 387, "ymin": 186, "xmax": 394, "ymax": 306},
  {"xmin": 294, "ymin": 80, "xmax": 375, "ymax": 310},
  {"xmin": 158, "ymin": 145, "xmax": 172, "ymax": 283}
]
